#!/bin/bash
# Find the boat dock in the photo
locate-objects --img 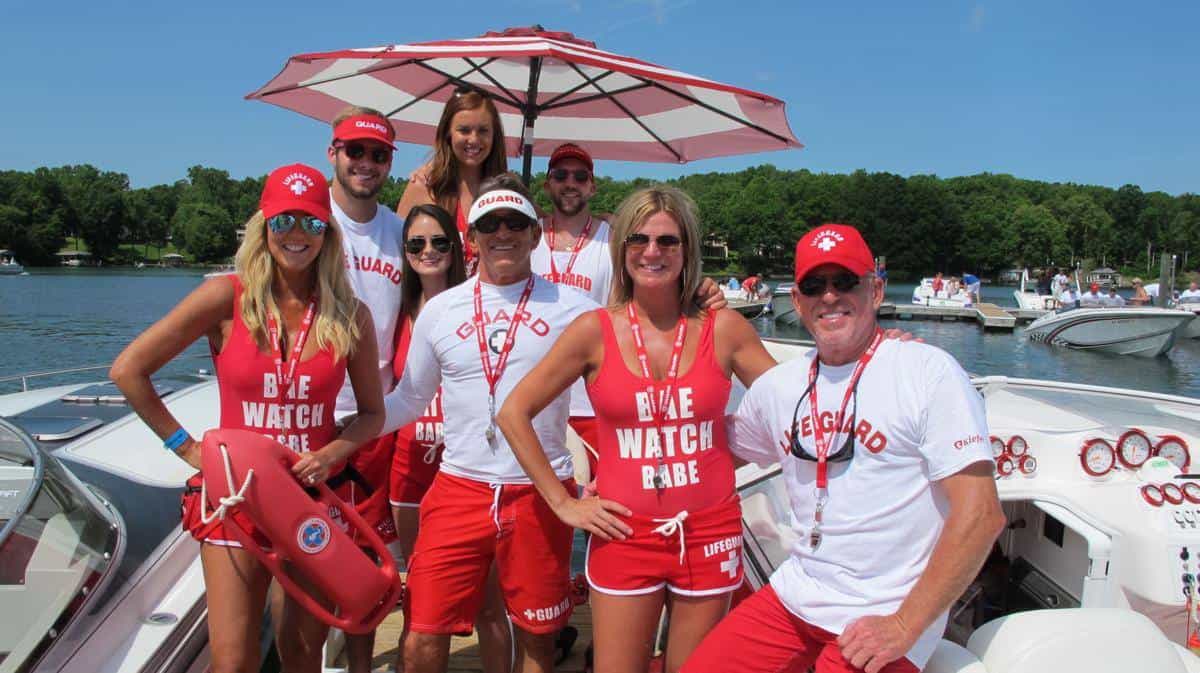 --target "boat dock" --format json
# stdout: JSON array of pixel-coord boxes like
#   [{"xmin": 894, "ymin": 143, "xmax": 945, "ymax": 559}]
[
  {"xmin": 878, "ymin": 303, "xmax": 1047, "ymax": 331},
  {"xmin": 729, "ymin": 299, "xmax": 771, "ymax": 317}
]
